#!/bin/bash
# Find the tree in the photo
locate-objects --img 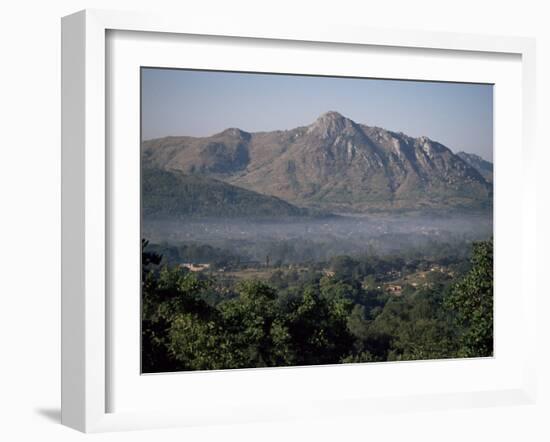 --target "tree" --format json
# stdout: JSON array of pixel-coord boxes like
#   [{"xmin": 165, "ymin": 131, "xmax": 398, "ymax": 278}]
[
  {"xmin": 141, "ymin": 239, "xmax": 220, "ymax": 372},
  {"xmin": 167, "ymin": 312, "xmax": 228, "ymax": 370},
  {"xmin": 286, "ymin": 285, "xmax": 355, "ymax": 365},
  {"xmin": 219, "ymin": 281, "xmax": 294, "ymax": 368},
  {"xmin": 445, "ymin": 239, "xmax": 493, "ymax": 357}
]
